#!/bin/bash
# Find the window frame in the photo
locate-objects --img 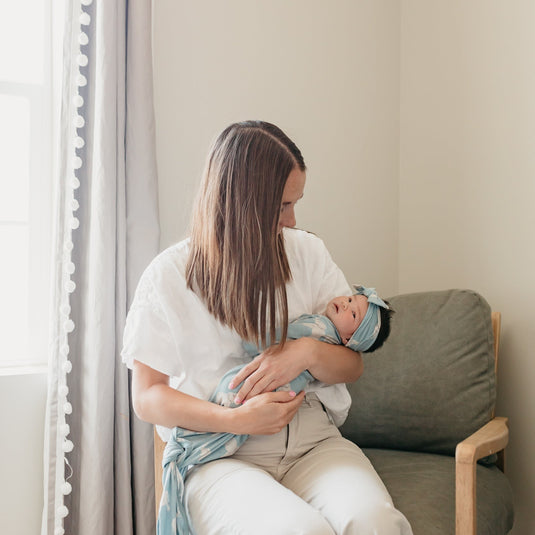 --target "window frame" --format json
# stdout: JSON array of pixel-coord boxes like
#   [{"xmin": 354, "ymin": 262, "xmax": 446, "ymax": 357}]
[{"xmin": 0, "ymin": 1, "xmax": 57, "ymax": 374}]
